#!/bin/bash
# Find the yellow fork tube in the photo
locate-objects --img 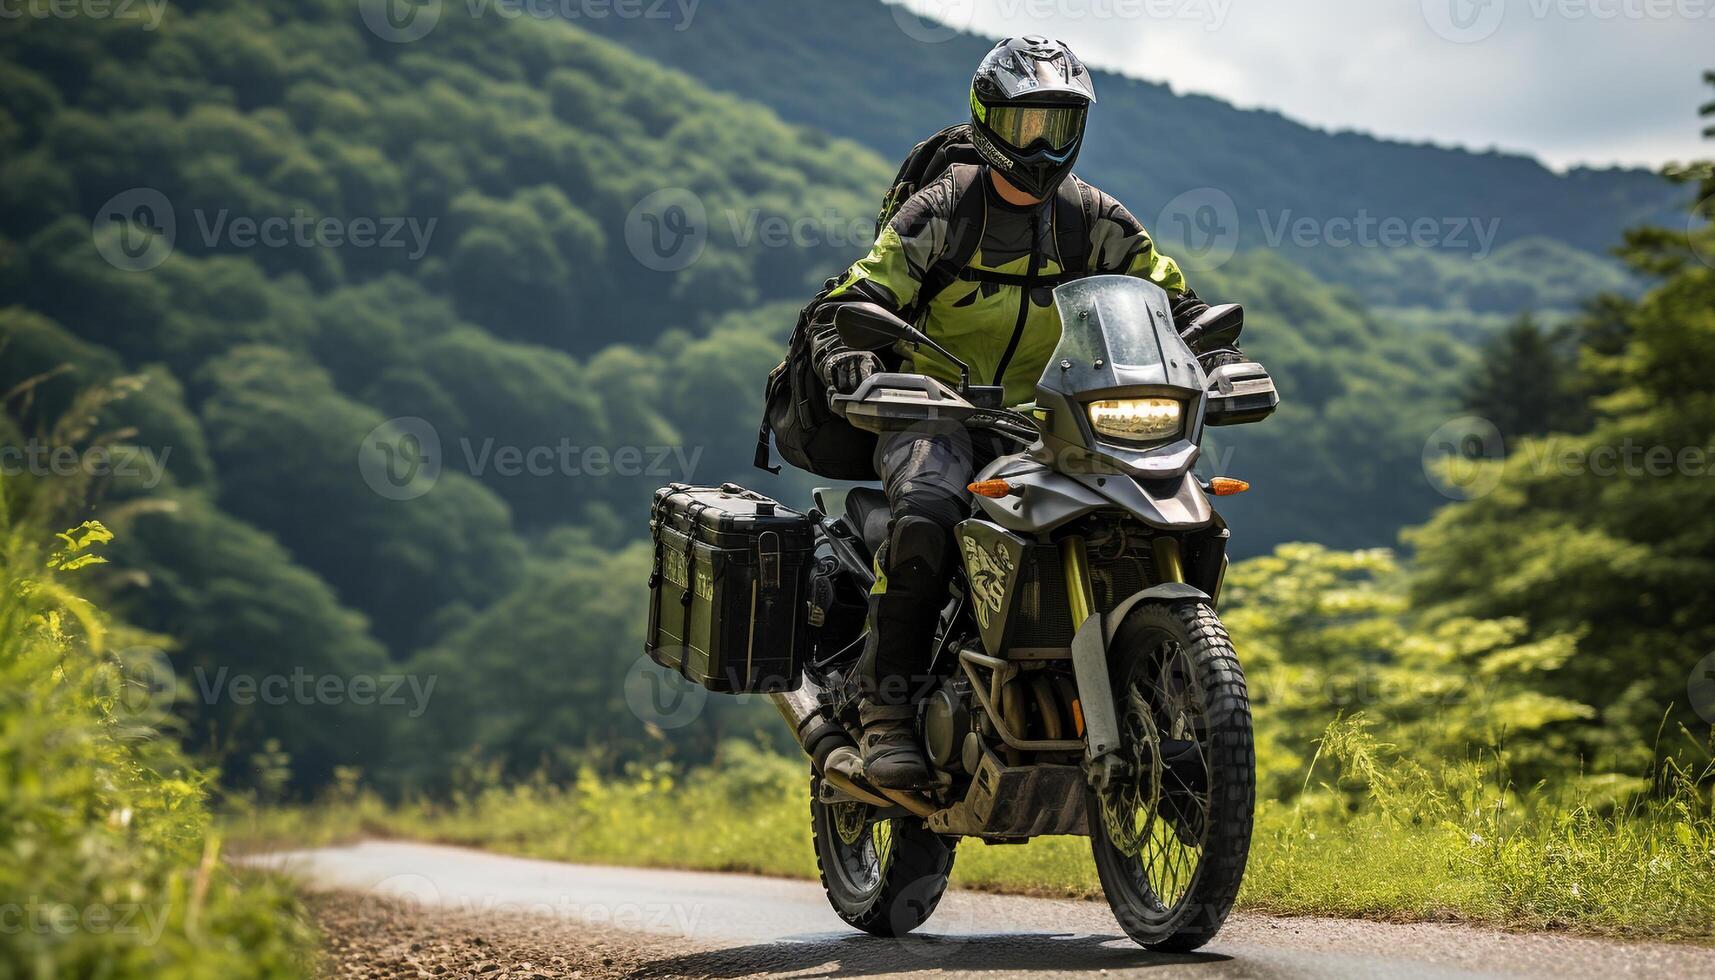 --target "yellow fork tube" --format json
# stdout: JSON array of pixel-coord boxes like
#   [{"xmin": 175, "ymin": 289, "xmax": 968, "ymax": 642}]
[
  {"xmin": 1151, "ymin": 537, "xmax": 1185, "ymax": 584},
  {"xmin": 1060, "ymin": 535, "xmax": 1097, "ymax": 627}
]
